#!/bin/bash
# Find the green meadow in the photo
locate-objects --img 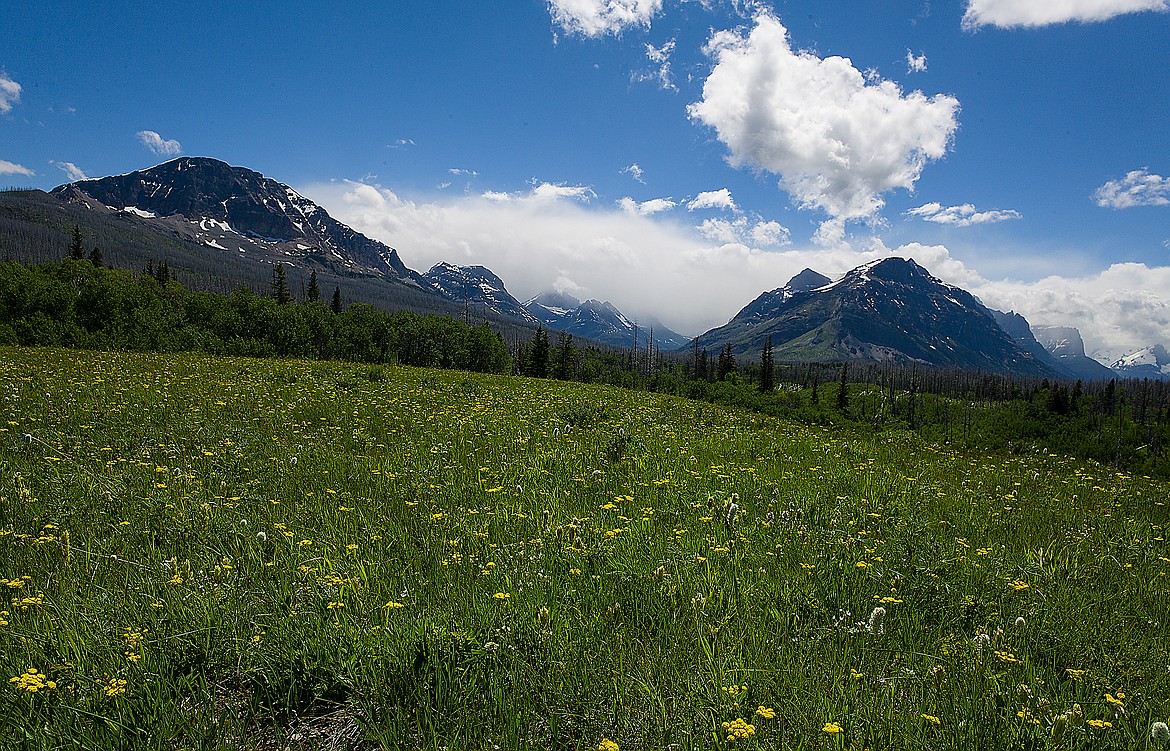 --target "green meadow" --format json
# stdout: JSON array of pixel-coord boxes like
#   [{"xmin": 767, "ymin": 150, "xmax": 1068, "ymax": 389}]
[{"xmin": 1, "ymin": 347, "xmax": 1168, "ymax": 750}]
